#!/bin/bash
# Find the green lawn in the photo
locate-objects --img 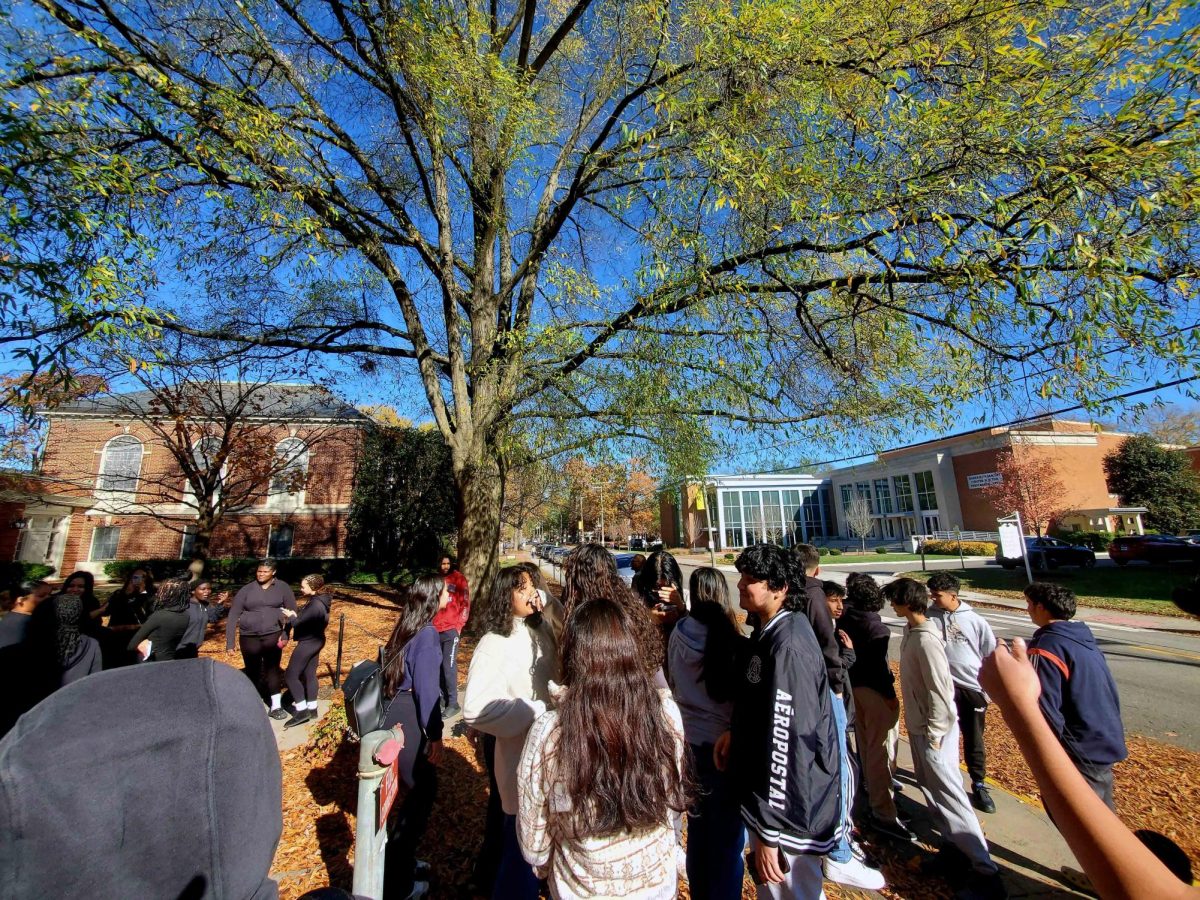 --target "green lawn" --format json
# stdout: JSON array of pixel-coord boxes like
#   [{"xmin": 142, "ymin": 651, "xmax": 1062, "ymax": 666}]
[{"xmin": 910, "ymin": 566, "xmax": 1197, "ymax": 618}]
